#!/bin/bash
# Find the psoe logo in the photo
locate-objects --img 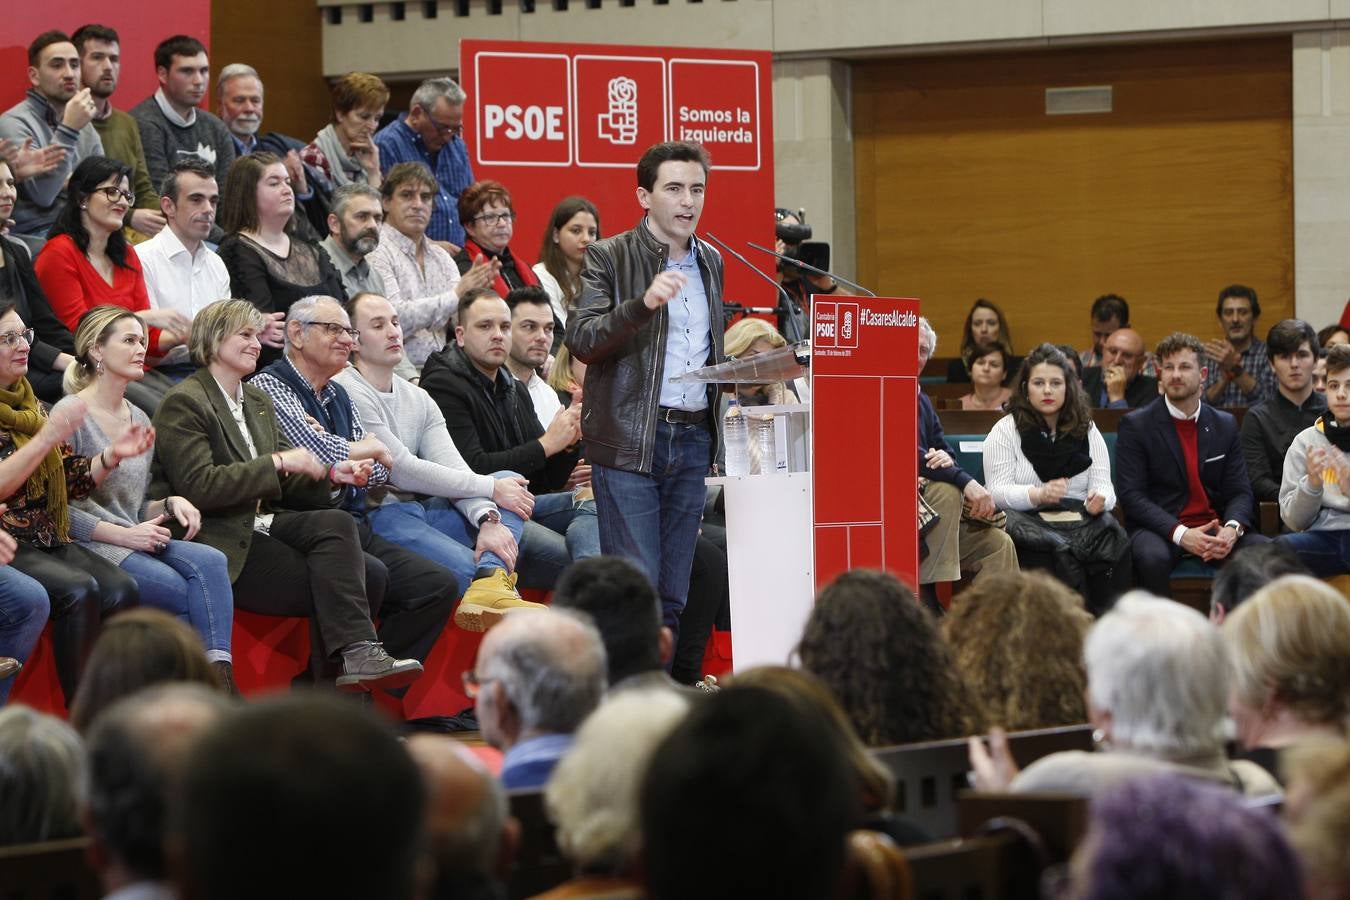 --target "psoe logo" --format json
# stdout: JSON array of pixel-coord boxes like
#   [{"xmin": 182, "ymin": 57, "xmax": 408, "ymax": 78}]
[
  {"xmin": 815, "ymin": 302, "xmax": 838, "ymax": 348},
  {"xmin": 598, "ymin": 77, "xmax": 639, "ymax": 145},
  {"xmin": 838, "ymin": 303, "xmax": 860, "ymax": 348}
]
